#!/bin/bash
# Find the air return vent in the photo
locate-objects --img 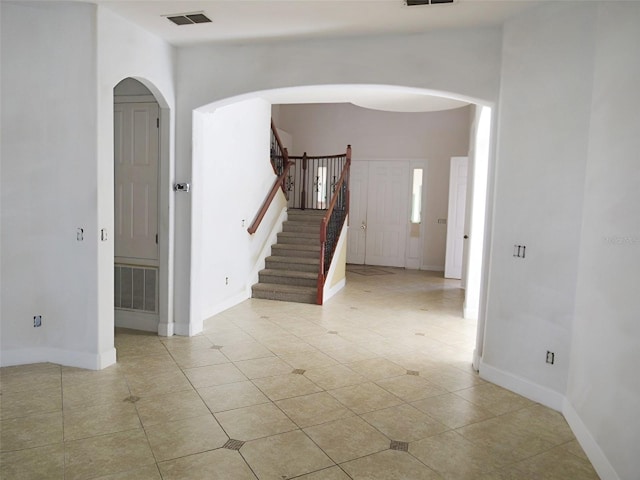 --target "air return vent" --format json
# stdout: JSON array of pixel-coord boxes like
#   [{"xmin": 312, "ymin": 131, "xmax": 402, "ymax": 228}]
[
  {"xmin": 165, "ymin": 12, "xmax": 212, "ymax": 25},
  {"xmin": 114, "ymin": 265, "xmax": 158, "ymax": 313},
  {"xmin": 406, "ymin": 0, "xmax": 454, "ymax": 5}
]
